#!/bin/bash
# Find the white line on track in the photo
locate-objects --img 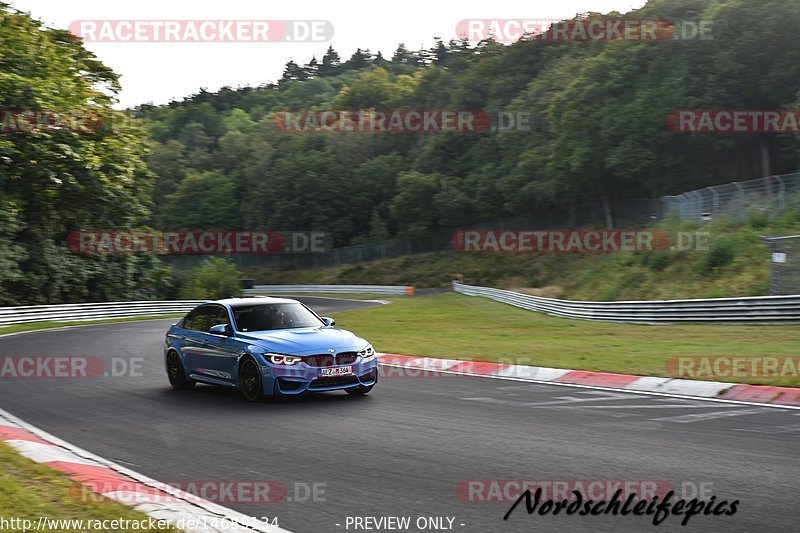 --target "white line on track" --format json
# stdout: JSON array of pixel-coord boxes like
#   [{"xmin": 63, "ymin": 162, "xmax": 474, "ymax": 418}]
[{"xmin": 378, "ymin": 363, "xmax": 800, "ymax": 411}]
